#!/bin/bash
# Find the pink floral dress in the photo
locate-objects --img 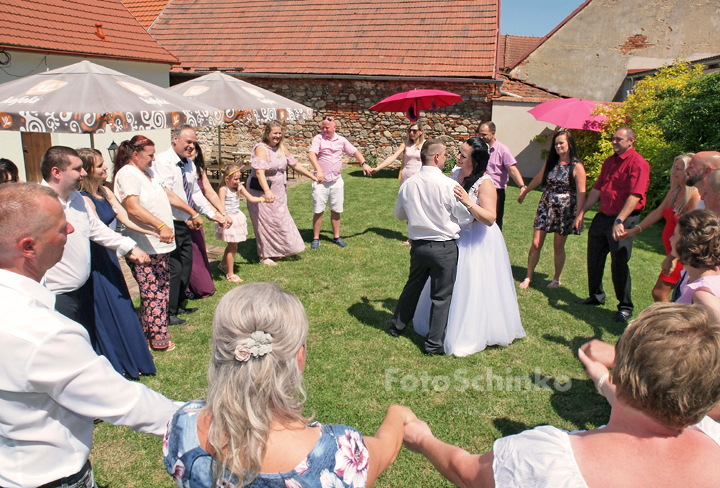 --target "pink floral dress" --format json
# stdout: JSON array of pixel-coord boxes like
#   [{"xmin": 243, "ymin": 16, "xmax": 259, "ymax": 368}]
[{"xmin": 164, "ymin": 401, "xmax": 370, "ymax": 488}]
